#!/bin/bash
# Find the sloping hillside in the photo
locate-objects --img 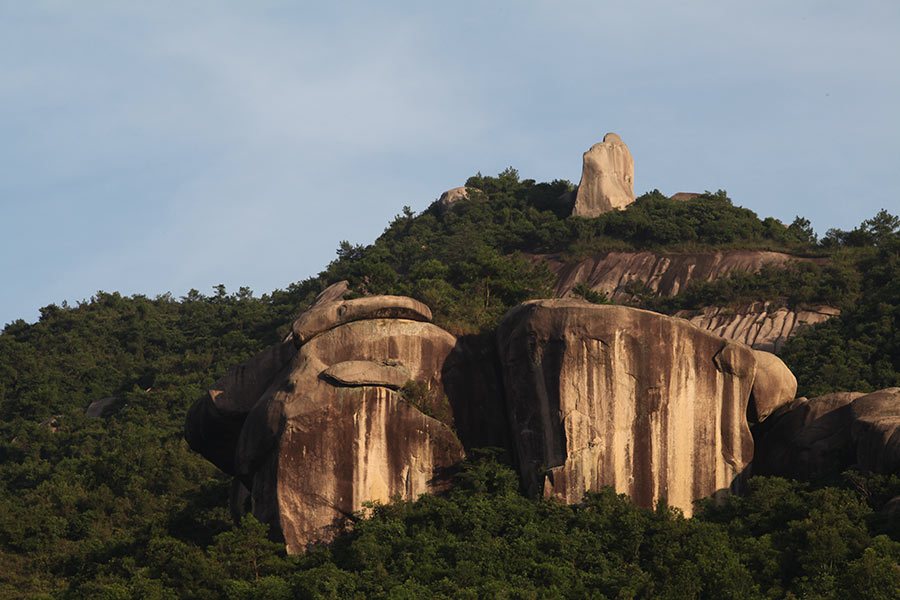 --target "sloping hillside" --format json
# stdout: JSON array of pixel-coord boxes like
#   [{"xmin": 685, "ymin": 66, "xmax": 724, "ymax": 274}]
[{"xmin": 0, "ymin": 168, "xmax": 897, "ymax": 597}]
